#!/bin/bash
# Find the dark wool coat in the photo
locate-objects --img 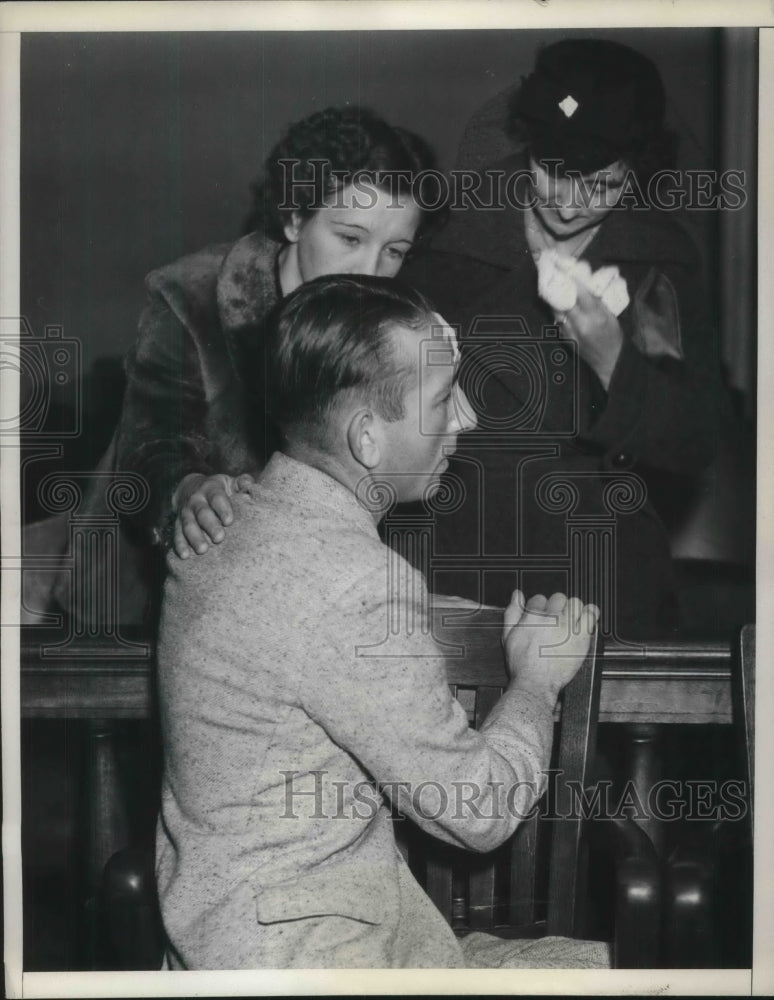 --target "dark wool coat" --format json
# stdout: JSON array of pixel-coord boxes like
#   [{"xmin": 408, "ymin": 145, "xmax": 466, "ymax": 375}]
[{"xmin": 399, "ymin": 156, "xmax": 723, "ymax": 639}]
